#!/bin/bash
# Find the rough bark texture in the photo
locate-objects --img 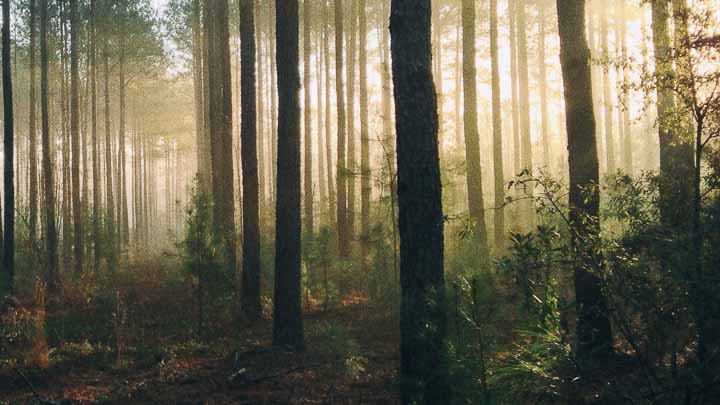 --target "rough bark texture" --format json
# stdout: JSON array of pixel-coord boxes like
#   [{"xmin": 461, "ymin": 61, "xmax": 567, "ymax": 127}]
[
  {"xmin": 556, "ymin": 0, "xmax": 613, "ymax": 362},
  {"xmin": 240, "ymin": 0, "xmax": 261, "ymax": 321},
  {"xmin": 346, "ymin": 0, "xmax": 357, "ymax": 238},
  {"xmin": 273, "ymin": 0, "xmax": 305, "ymax": 350},
  {"xmin": 462, "ymin": 0, "xmax": 489, "ymax": 258},
  {"xmin": 390, "ymin": 0, "xmax": 449, "ymax": 402}
]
